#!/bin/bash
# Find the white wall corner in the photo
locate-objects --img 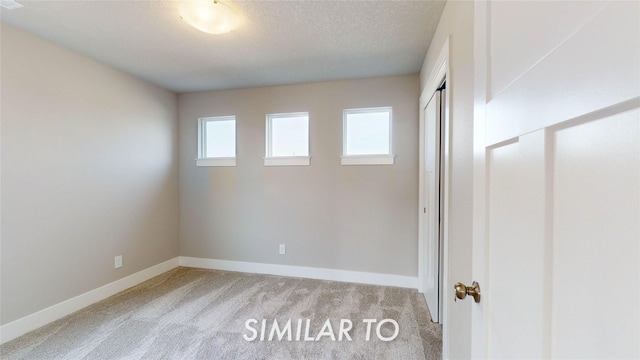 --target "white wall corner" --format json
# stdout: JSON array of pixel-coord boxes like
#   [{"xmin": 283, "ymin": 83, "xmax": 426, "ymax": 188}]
[
  {"xmin": 179, "ymin": 256, "xmax": 418, "ymax": 289},
  {"xmin": 0, "ymin": 257, "xmax": 180, "ymax": 344}
]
